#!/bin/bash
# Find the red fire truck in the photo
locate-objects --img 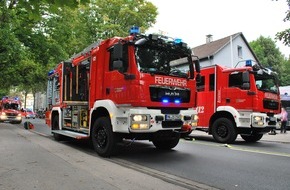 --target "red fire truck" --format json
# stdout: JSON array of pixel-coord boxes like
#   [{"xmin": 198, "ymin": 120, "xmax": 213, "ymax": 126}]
[
  {"xmin": 0, "ymin": 96, "xmax": 22, "ymax": 124},
  {"xmin": 46, "ymin": 28, "xmax": 200, "ymax": 157},
  {"xmin": 196, "ymin": 63, "xmax": 280, "ymax": 143}
]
